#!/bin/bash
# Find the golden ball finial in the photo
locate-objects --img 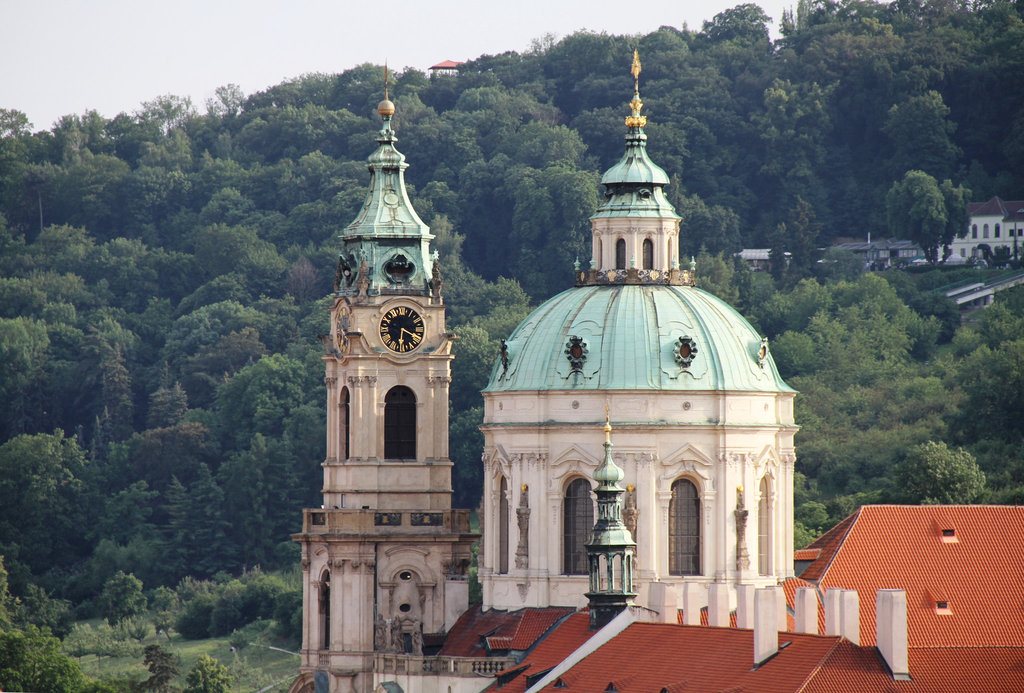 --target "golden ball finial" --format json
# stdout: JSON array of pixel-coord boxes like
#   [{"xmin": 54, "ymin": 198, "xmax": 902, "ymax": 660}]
[{"xmin": 378, "ymin": 62, "xmax": 395, "ymax": 116}]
